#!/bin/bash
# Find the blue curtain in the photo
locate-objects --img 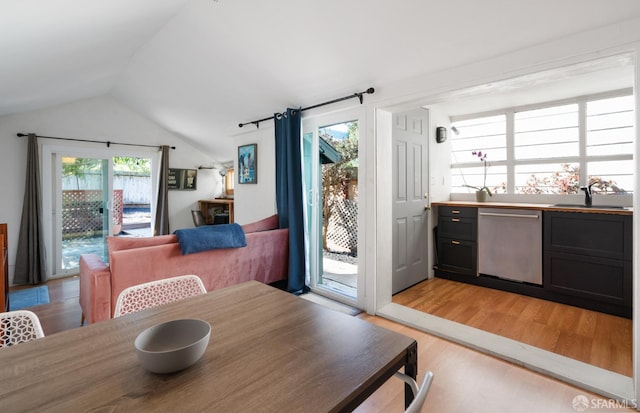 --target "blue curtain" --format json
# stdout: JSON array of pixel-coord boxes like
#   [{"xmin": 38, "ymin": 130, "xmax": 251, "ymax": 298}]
[{"xmin": 275, "ymin": 108, "xmax": 307, "ymax": 294}]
